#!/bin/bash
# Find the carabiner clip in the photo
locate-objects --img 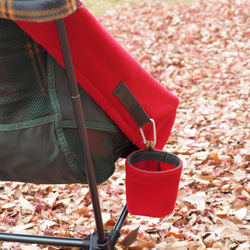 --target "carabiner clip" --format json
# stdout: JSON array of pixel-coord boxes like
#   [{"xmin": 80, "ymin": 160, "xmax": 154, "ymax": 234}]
[{"xmin": 139, "ymin": 119, "xmax": 157, "ymax": 150}]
